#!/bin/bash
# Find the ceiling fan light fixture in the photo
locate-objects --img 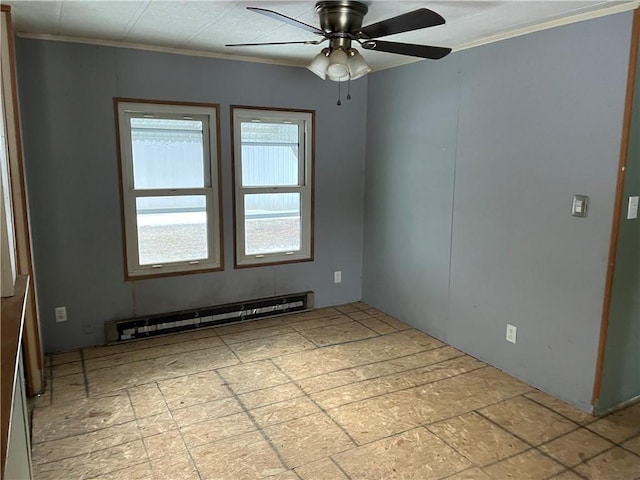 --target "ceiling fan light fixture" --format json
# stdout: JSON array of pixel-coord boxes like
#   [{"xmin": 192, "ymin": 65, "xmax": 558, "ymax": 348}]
[
  {"xmin": 233, "ymin": 3, "xmax": 452, "ymax": 90},
  {"xmin": 307, "ymin": 48, "xmax": 330, "ymax": 79},
  {"xmin": 327, "ymin": 48, "xmax": 349, "ymax": 79},
  {"xmin": 347, "ymin": 48, "xmax": 370, "ymax": 80},
  {"xmin": 326, "ymin": 71, "xmax": 349, "ymax": 82}
]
